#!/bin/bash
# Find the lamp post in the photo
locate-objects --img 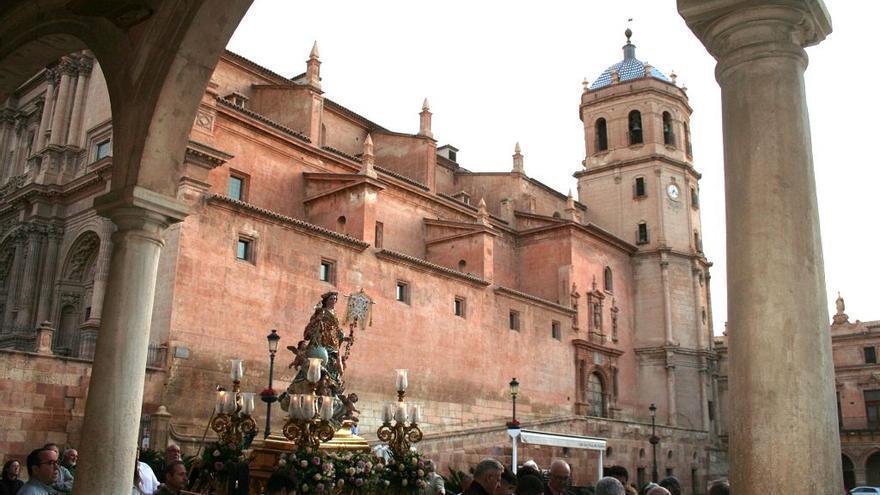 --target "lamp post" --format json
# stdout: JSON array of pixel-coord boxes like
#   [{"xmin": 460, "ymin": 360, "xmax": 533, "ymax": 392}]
[
  {"xmin": 507, "ymin": 378, "xmax": 521, "ymax": 474},
  {"xmin": 649, "ymin": 403, "xmax": 659, "ymax": 483},
  {"xmin": 262, "ymin": 329, "xmax": 280, "ymax": 439}
]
